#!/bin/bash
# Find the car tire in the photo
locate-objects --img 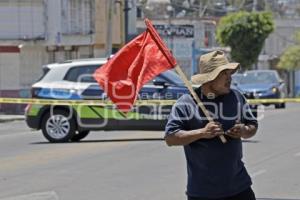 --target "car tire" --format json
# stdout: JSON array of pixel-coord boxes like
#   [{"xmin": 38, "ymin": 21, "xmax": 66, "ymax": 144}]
[
  {"xmin": 41, "ymin": 110, "xmax": 76, "ymax": 143},
  {"xmin": 70, "ymin": 131, "xmax": 90, "ymax": 142},
  {"xmin": 275, "ymin": 103, "xmax": 285, "ymax": 109}
]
